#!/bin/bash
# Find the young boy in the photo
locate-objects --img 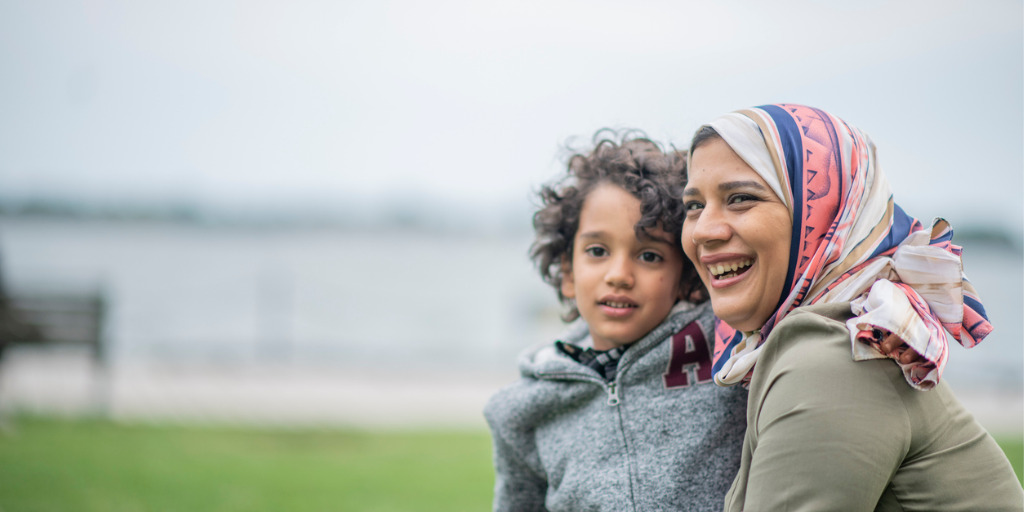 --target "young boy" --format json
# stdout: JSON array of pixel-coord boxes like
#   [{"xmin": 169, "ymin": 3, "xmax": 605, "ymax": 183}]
[{"xmin": 484, "ymin": 133, "xmax": 748, "ymax": 512}]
